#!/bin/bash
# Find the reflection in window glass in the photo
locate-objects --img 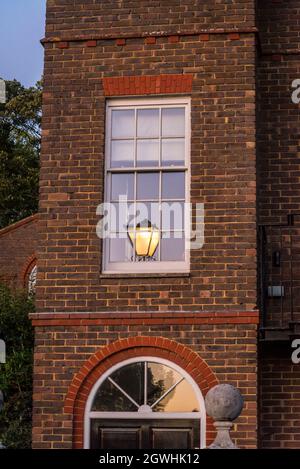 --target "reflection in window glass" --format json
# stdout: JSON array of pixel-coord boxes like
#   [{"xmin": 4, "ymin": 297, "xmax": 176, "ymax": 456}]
[
  {"xmin": 109, "ymin": 238, "xmax": 132, "ymax": 262},
  {"xmin": 111, "ymin": 140, "xmax": 134, "ymax": 168},
  {"xmin": 111, "ymin": 363, "xmax": 144, "ymax": 406},
  {"xmin": 137, "ymin": 173, "xmax": 159, "ymax": 200},
  {"xmin": 162, "ymin": 108, "xmax": 185, "ymax": 137},
  {"xmin": 162, "ymin": 172, "xmax": 185, "ymax": 199},
  {"xmin": 153, "ymin": 379, "xmax": 199, "ymax": 413},
  {"xmin": 161, "ymin": 233, "xmax": 185, "ymax": 261},
  {"xmin": 111, "ymin": 203, "xmax": 135, "ymax": 233},
  {"xmin": 161, "ymin": 202, "xmax": 185, "ymax": 231},
  {"xmin": 137, "ymin": 109, "xmax": 159, "ymax": 138},
  {"xmin": 111, "ymin": 173, "xmax": 134, "ymax": 201},
  {"xmin": 91, "ymin": 378, "xmax": 137, "ymax": 412},
  {"xmin": 147, "ymin": 362, "xmax": 181, "ymax": 407},
  {"xmin": 91, "ymin": 360, "xmax": 200, "ymax": 414},
  {"xmin": 162, "ymin": 139, "xmax": 185, "ymax": 166},
  {"xmin": 135, "ymin": 202, "xmax": 160, "ymax": 229},
  {"xmin": 137, "ymin": 139, "xmax": 159, "ymax": 167},
  {"xmin": 112, "ymin": 110, "xmax": 135, "ymax": 138}
]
